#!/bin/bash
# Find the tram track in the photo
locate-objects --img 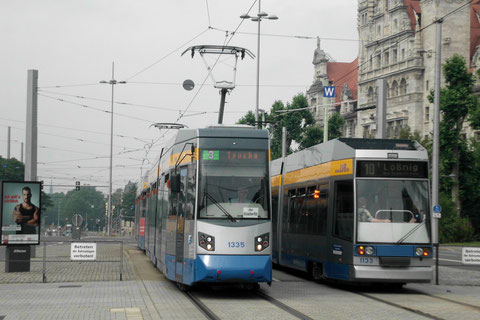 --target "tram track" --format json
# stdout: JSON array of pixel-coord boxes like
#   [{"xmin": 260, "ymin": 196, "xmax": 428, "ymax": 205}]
[
  {"xmin": 184, "ymin": 287, "xmax": 314, "ymax": 320},
  {"xmin": 350, "ymin": 287, "xmax": 480, "ymax": 320},
  {"xmin": 184, "ymin": 291, "xmax": 222, "ymax": 320}
]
